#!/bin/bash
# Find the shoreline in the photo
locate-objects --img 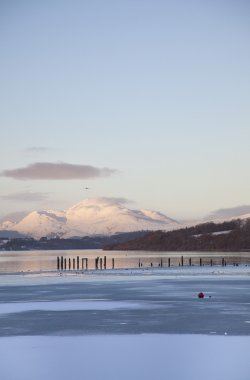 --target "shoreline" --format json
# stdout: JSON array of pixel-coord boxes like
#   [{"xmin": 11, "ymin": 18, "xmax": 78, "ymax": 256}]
[{"xmin": 0, "ymin": 264, "xmax": 250, "ymax": 280}]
